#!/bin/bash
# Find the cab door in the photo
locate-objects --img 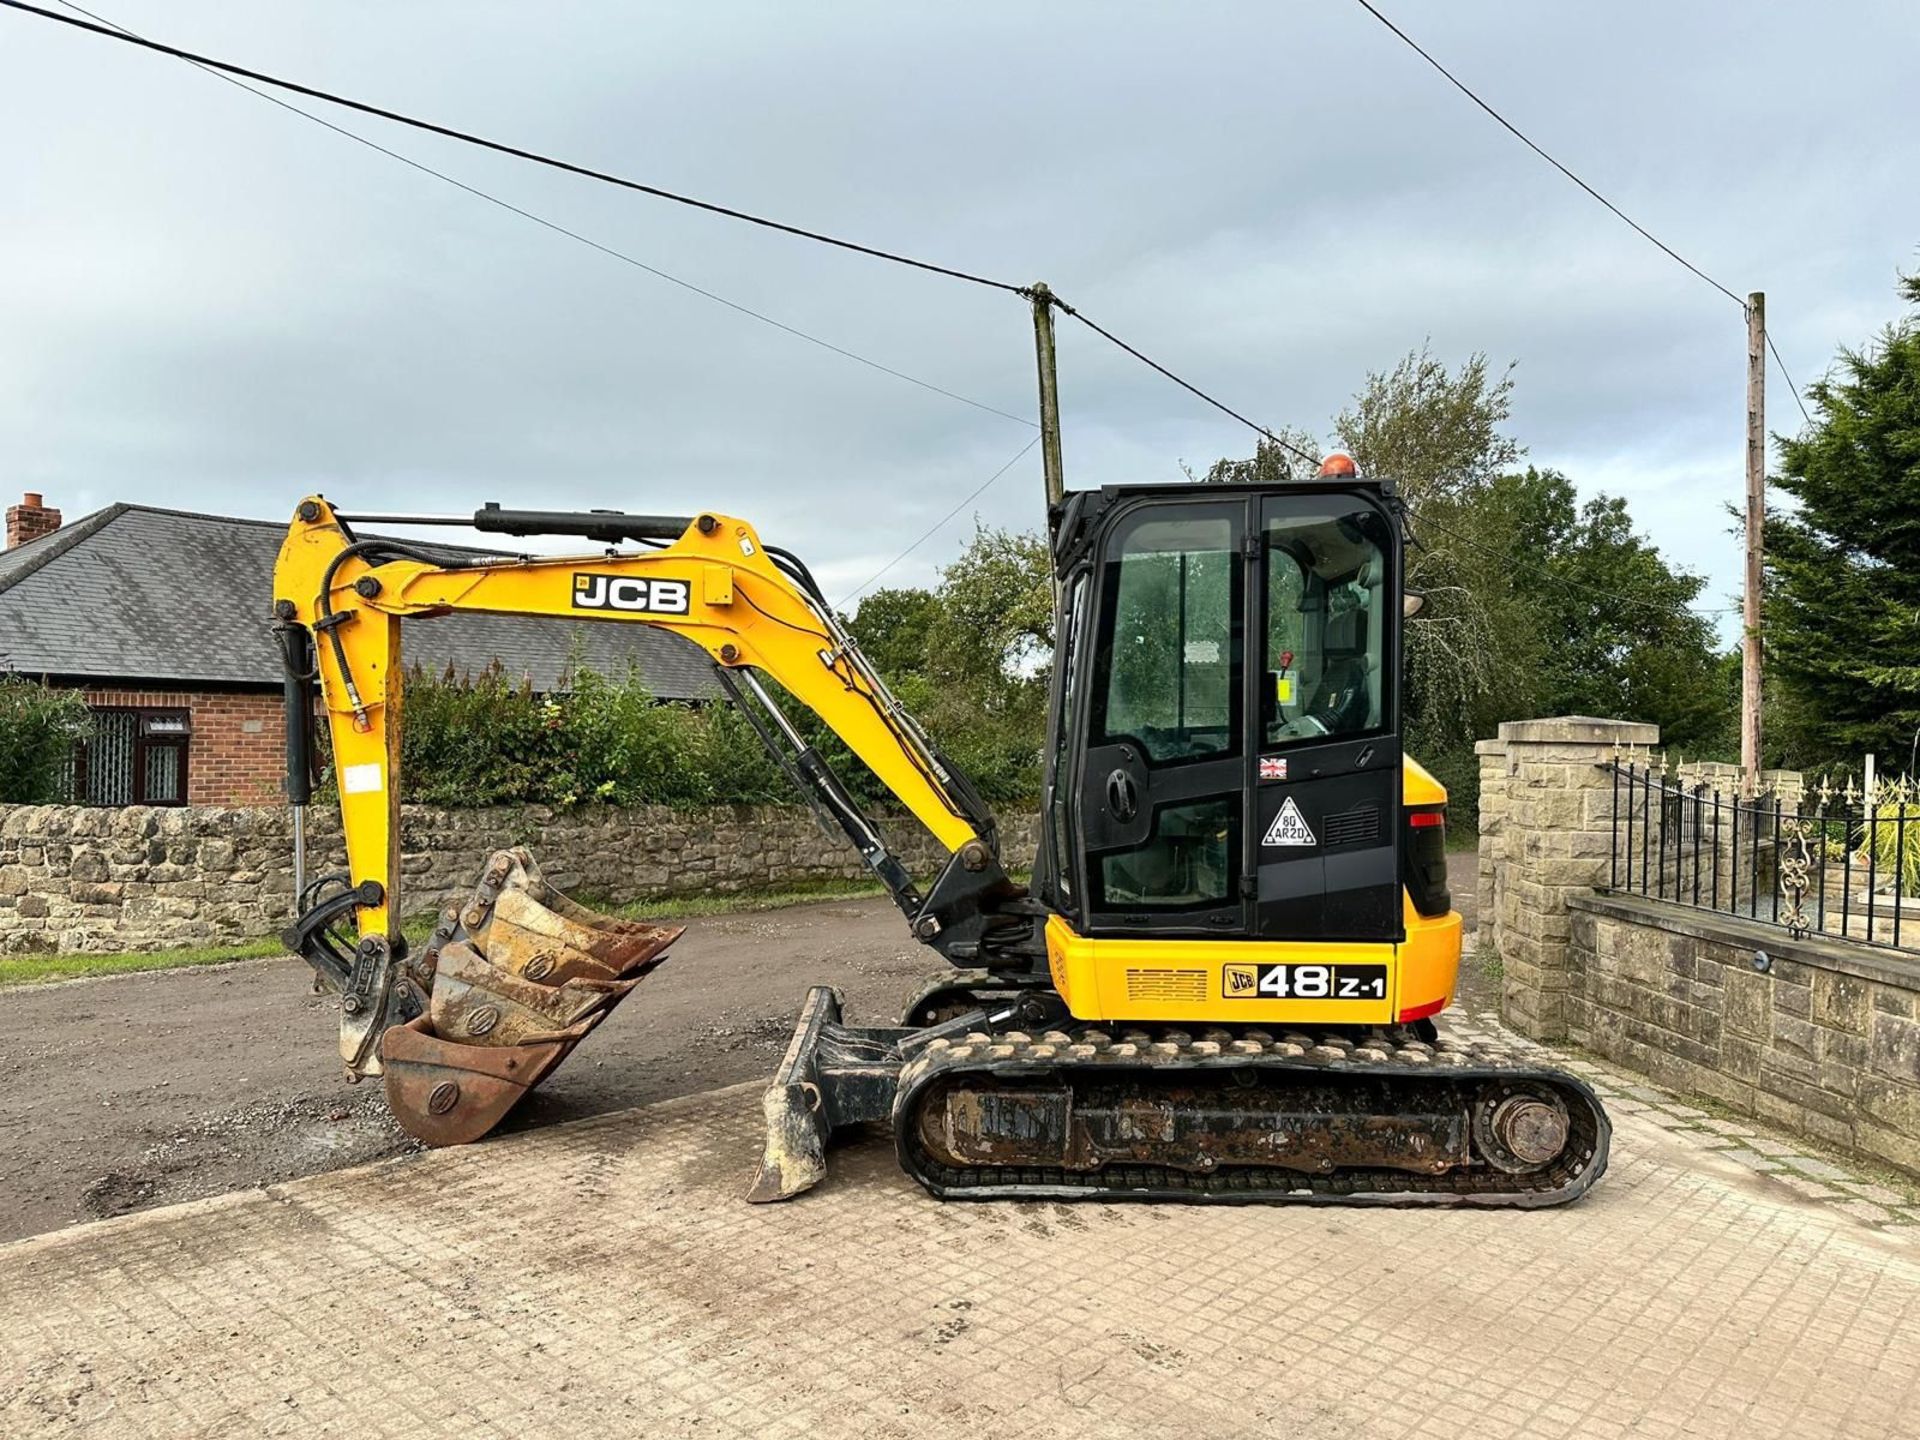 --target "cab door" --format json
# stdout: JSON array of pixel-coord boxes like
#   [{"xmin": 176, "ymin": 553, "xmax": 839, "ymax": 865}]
[
  {"xmin": 1077, "ymin": 499, "xmax": 1249, "ymax": 936},
  {"xmin": 1253, "ymin": 491, "xmax": 1403, "ymax": 941}
]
